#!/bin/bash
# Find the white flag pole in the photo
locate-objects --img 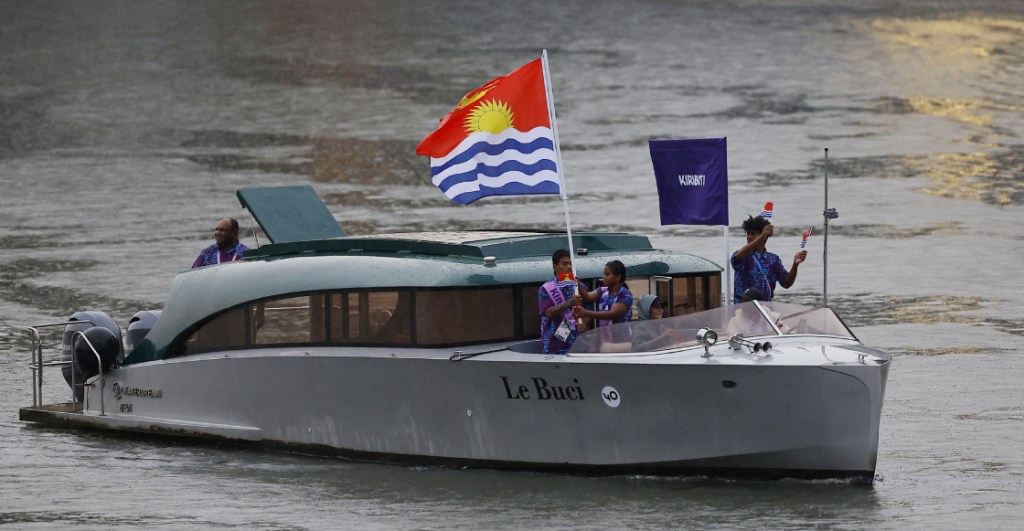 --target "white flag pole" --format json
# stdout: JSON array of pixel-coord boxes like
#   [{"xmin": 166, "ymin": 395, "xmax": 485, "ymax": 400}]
[
  {"xmin": 541, "ymin": 49, "xmax": 579, "ymax": 285},
  {"xmin": 724, "ymin": 225, "xmax": 731, "ymax": 307}
]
